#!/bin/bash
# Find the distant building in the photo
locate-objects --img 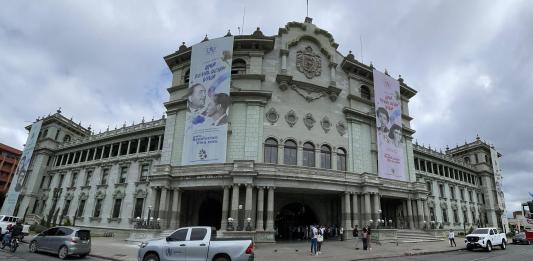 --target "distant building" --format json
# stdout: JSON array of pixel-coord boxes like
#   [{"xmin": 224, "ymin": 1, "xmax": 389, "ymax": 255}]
[
  {"xmin": 3, "ymin": 18, "xmax": 508, "ymax": 241},
  {"xmin": 0, "ymin": 143, "xmax": 22, "ymax": 207}
]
